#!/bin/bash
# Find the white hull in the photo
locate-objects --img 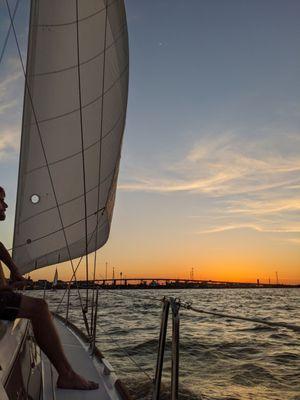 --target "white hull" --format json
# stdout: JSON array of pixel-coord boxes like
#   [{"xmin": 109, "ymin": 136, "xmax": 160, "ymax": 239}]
[
  {"xmin": 0, "ymin": 319, "xmax": 41, "ymax": 399},
  {"xmin": 0, "ymin": 316, "xmax": 130, "ymax": 400}
]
